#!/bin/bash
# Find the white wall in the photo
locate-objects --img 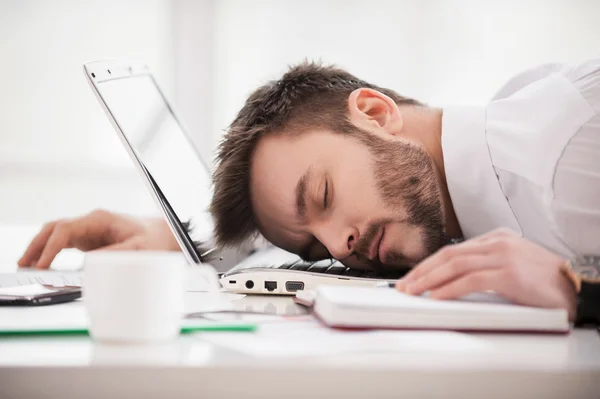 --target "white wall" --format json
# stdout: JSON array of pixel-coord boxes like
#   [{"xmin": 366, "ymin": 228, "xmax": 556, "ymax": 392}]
[
  {"xmin": 0, "ymin": 0, "xmax": 174, "ymax": 165},
  {"xmin": 0, "ymin": 0, "xmax": 175, "ymax": 223}
]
